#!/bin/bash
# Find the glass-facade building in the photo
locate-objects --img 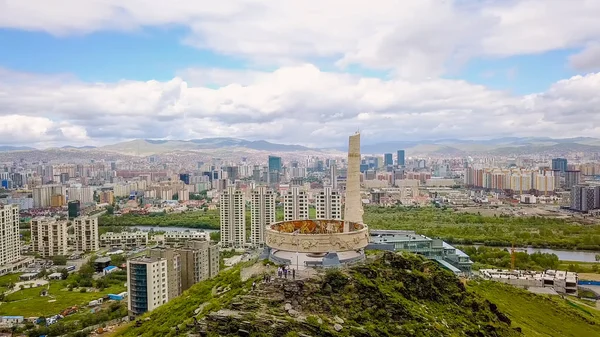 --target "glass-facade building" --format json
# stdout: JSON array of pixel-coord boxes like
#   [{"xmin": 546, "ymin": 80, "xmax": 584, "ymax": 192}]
[{"xmin": 367, "ymin": 230, "xmax": 473, "ymax": 274}]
